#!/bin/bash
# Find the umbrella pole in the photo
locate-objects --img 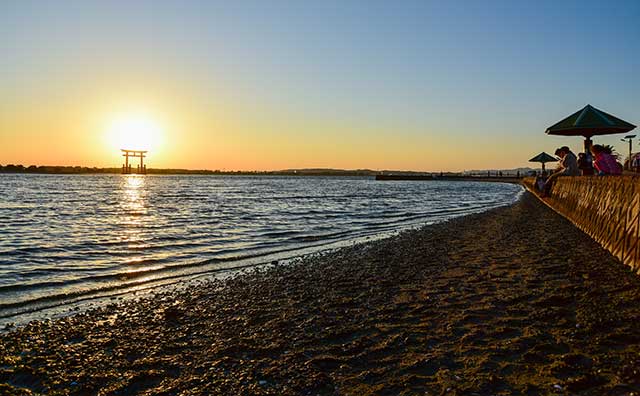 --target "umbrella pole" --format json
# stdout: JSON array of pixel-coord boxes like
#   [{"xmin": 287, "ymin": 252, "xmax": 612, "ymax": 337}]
[{"xmin": 584, "ymin": 137, "xmax": 593, "ymax": 155}]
